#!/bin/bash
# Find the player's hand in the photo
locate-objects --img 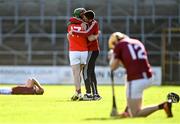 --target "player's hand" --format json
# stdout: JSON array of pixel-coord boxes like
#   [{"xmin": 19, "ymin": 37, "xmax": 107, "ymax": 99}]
[
  {"xmin": 69, "ymin": 30, "xmax": 73, "ymax": 35},
  {"xmin": 98, "ymin": 30, "xmax": 101, "ymax": 35},
  {"xmin": 81, "ymin": 22, "xmax": 87, "ymax": 30},
  {"xmin": 108, "ymin": 49, "xmax": 114, "ymax": 60},
  {"xmin": 88, "ymin": 31, "xmax": 100, "ymax": 41},
  {"xmin": 88, "ymin": 35, "xmax": 98, "ymax": 41},
  {"xmin": 69, "ymin": 27, "xmax": 73, "ymax": 35},
  {"xmin": 108, "ymin": 49, "xmax": 115, "ymax": 66}
]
